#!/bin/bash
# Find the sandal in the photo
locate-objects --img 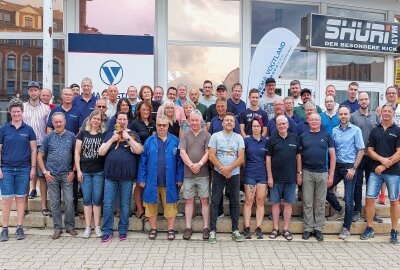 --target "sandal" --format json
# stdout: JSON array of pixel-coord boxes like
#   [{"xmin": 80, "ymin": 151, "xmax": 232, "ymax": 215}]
[
  {"xmin": 167, "ymin": 229, "xmax": 175, "ymax": 241},
  {"xmin": 148, "ymin": 229, "xmax": 157, "ymax": 240},
  {"xmin": 42, "ymin": 208, "xmax": 51, "ymax": 216},
  {"xmin": 269, "ymin": 229, "xmax": 280, "ymax": 239},
  {"xmin": 283, "ymin": 230, "xmax": 293, "ymax": 241}
]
